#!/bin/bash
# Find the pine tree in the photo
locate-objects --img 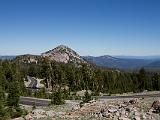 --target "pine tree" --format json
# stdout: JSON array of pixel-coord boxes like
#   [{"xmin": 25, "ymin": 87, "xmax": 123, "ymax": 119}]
[
  {"xmin": 7, "ymin": 82, "xmax": 20, "ymax": 107},
  {"xmin": 0, "ymin": 86, "xmax": 5, "ymax": 117},
  {"xmin": 138, "ymin": 68, "xmax": 149, "ymax": 91}
]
